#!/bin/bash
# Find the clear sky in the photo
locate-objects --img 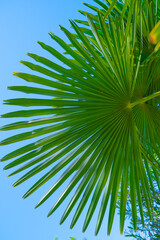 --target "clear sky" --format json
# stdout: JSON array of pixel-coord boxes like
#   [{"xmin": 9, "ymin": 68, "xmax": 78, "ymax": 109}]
[{"xmin": 0, "ymin": 1, "xmax": 134, "ymax": 240}]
